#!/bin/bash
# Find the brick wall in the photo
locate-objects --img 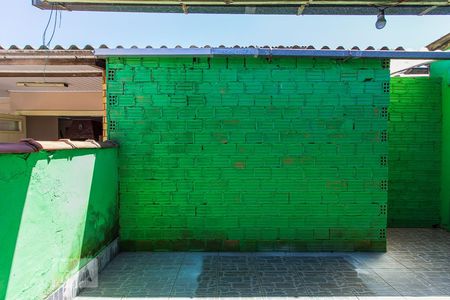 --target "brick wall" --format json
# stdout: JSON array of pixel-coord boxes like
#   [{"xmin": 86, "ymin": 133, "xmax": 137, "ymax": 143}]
[
  {"xmin": 106, "ymin": 56, "xmax": 389, "ymax": 251},
  {"xmin": 388, "ymin": 77, "xmax": 442, "ymax": 227}
]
